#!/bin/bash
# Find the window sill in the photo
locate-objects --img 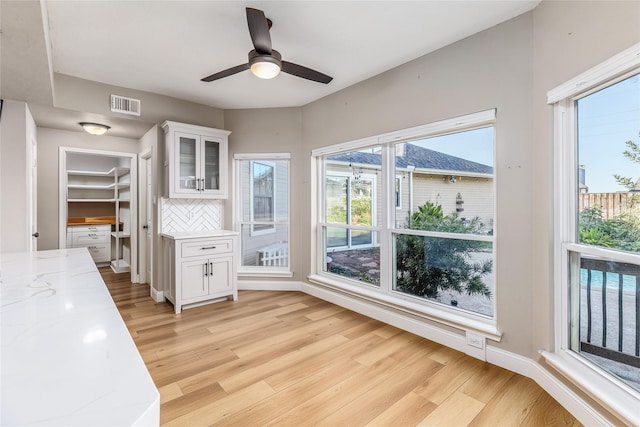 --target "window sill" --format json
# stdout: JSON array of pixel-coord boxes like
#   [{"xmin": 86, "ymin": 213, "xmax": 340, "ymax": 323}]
[
  {"xmin": 307, "ymin": 273, "xmax": 502, "ymax": 341},
  {"xmin": 540, "ymin": 349, "xmax": 640, "ymax": 425}
]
